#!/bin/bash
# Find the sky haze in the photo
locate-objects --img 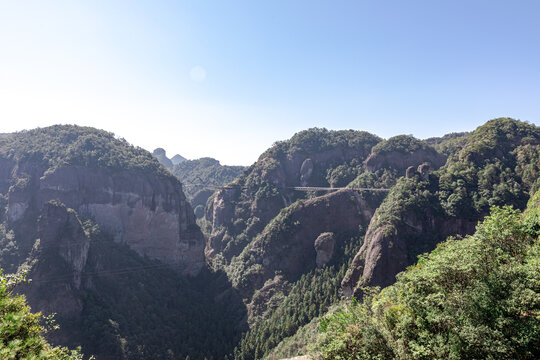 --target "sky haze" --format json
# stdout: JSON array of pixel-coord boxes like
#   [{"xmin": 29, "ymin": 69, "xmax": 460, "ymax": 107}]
[{"xmin": 1, "ymin": 0, "xmax": 539, "ymax": 165}]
